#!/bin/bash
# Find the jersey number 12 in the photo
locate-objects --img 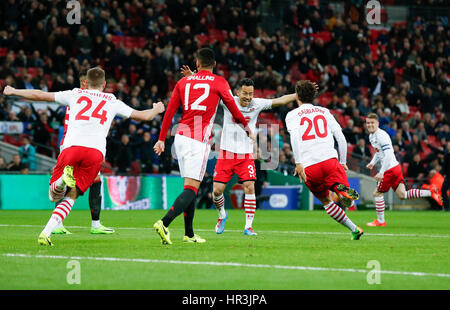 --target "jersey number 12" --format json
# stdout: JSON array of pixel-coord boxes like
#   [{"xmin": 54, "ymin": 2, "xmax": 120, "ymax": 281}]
[{"xmin": 184, "ymin": 83, "xmax": 209, "ymax": 111}]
